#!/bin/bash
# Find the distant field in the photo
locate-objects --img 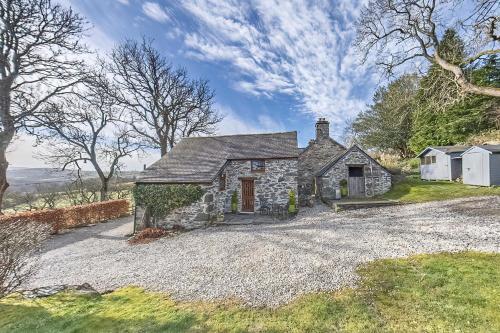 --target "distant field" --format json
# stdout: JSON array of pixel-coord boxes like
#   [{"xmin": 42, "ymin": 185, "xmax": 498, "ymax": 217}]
[
  {"xmin": 7, "ymin": 167, "xmax": 140, "ymax": 192},
  {"xmin": 3, "ymin": 168, "xmax": 138, "ymax": 212}
]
